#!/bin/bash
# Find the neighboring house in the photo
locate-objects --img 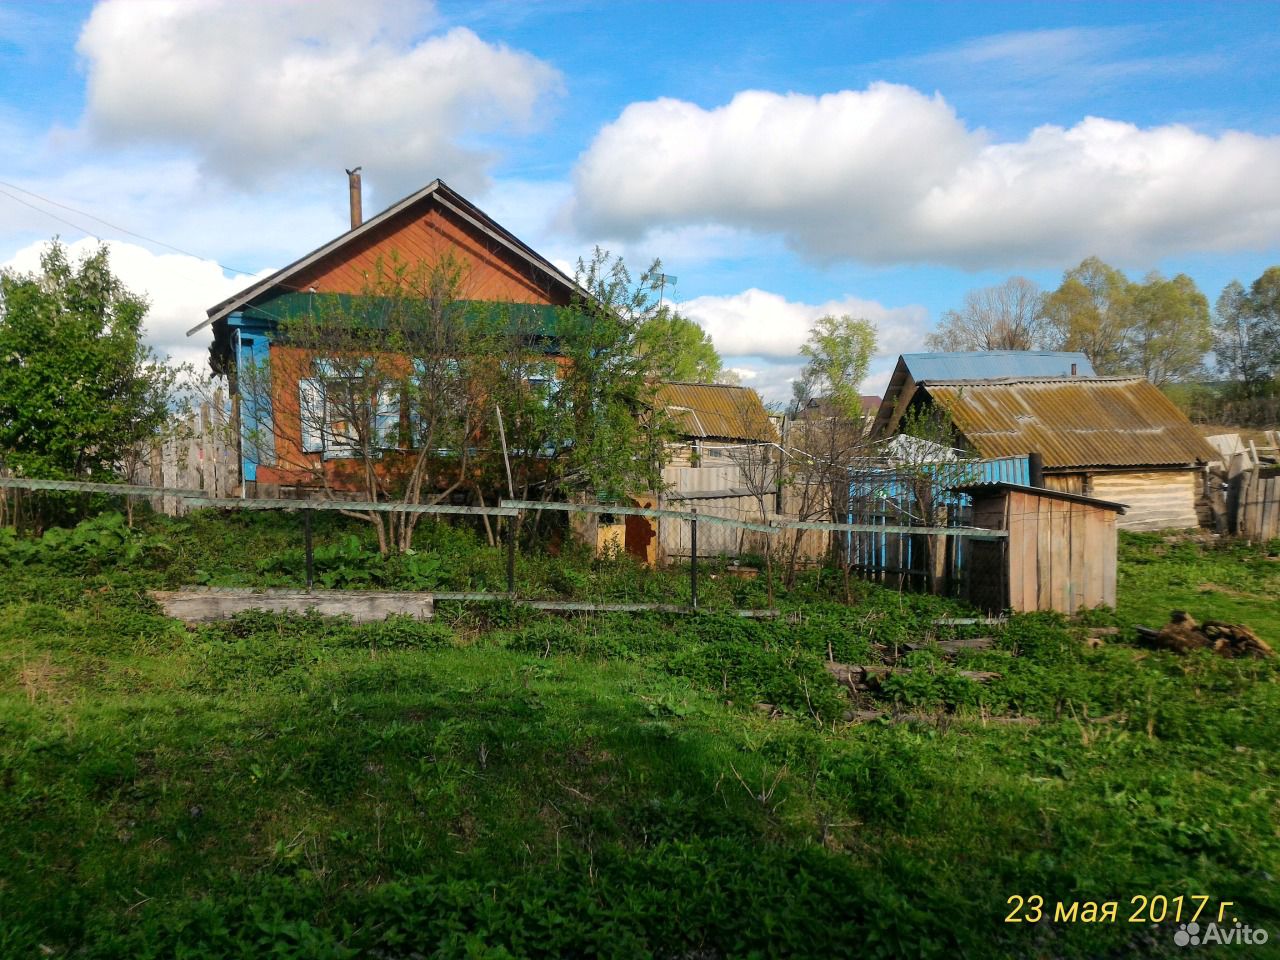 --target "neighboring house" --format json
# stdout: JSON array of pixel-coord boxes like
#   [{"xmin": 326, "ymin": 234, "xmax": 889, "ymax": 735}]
[
  {"xmin": 878, "ymin": 375, "xmax": 1218, "ymax": 531},
  {"xmin": 794, "ymin": 394, "xmax": 883, "ymax": 435},
  {"xmin": 654, "ymin": 382, "xmax": 780, "ymax": 559},
  {"xmin": 872, "ymin": 350, "xmax": 1095, "ymax": 439},
  {"xmin": 188, "ymin": 178, "xmax": 581, "ymax": 493}
]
